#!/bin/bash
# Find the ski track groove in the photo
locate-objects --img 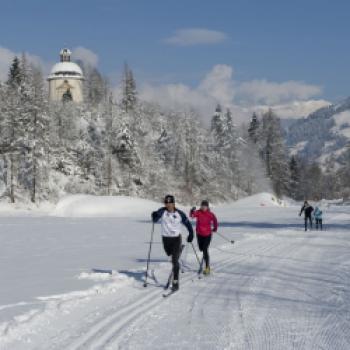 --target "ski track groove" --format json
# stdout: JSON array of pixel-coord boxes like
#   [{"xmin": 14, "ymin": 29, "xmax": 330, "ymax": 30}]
[
  {"xmin": 249, "ymin": 233, "xmax": 350, "ymax": 350},
  {"xmin": 65, "ymin": 283, "xmax": 173, "ymax": 350},
  {"xmin": 257, "ymin": 241, "xmax": 306, "ymax": 350},
  {"xmin": 78, "ymin": 238, "xmax": 276, "ymax": 350},
  {"xmin": 238, "ymin": 240, "xmax": 292, "ymax": 350},
  {"xmin": 8, "ymin": 227, "xmax": 349, "ymax": 350},
  {"xmin": 63, "ymin": 241, "xmax": 253, "ymax": 350},
  {"xmin": 104, "ymin": 255, "xmax": 254, "ymax": 349}
]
